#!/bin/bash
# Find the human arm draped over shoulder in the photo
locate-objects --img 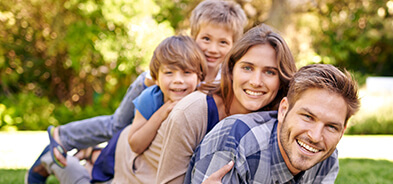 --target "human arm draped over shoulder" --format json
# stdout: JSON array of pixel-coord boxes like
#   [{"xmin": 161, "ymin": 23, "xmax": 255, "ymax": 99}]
[{"xmin": 156, "ymin": 92, "xmax": 209, "ymax": 184}]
